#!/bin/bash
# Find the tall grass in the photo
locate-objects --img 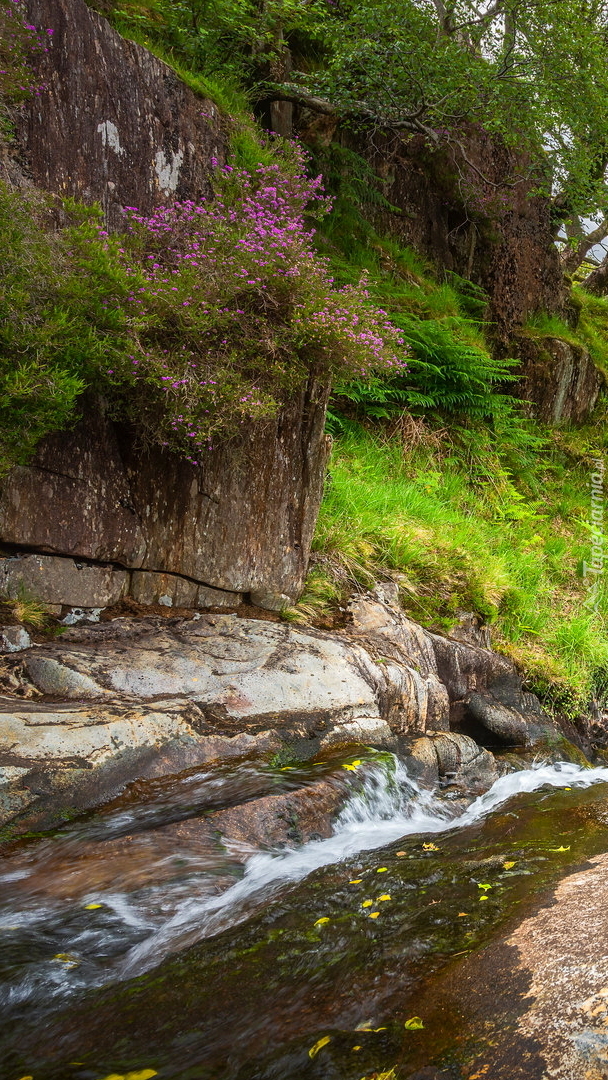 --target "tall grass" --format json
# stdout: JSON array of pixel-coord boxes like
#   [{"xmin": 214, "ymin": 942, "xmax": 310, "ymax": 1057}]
[{"xmin": 305, "ymin": 429, "xmax": 608, "ymax": 716}]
